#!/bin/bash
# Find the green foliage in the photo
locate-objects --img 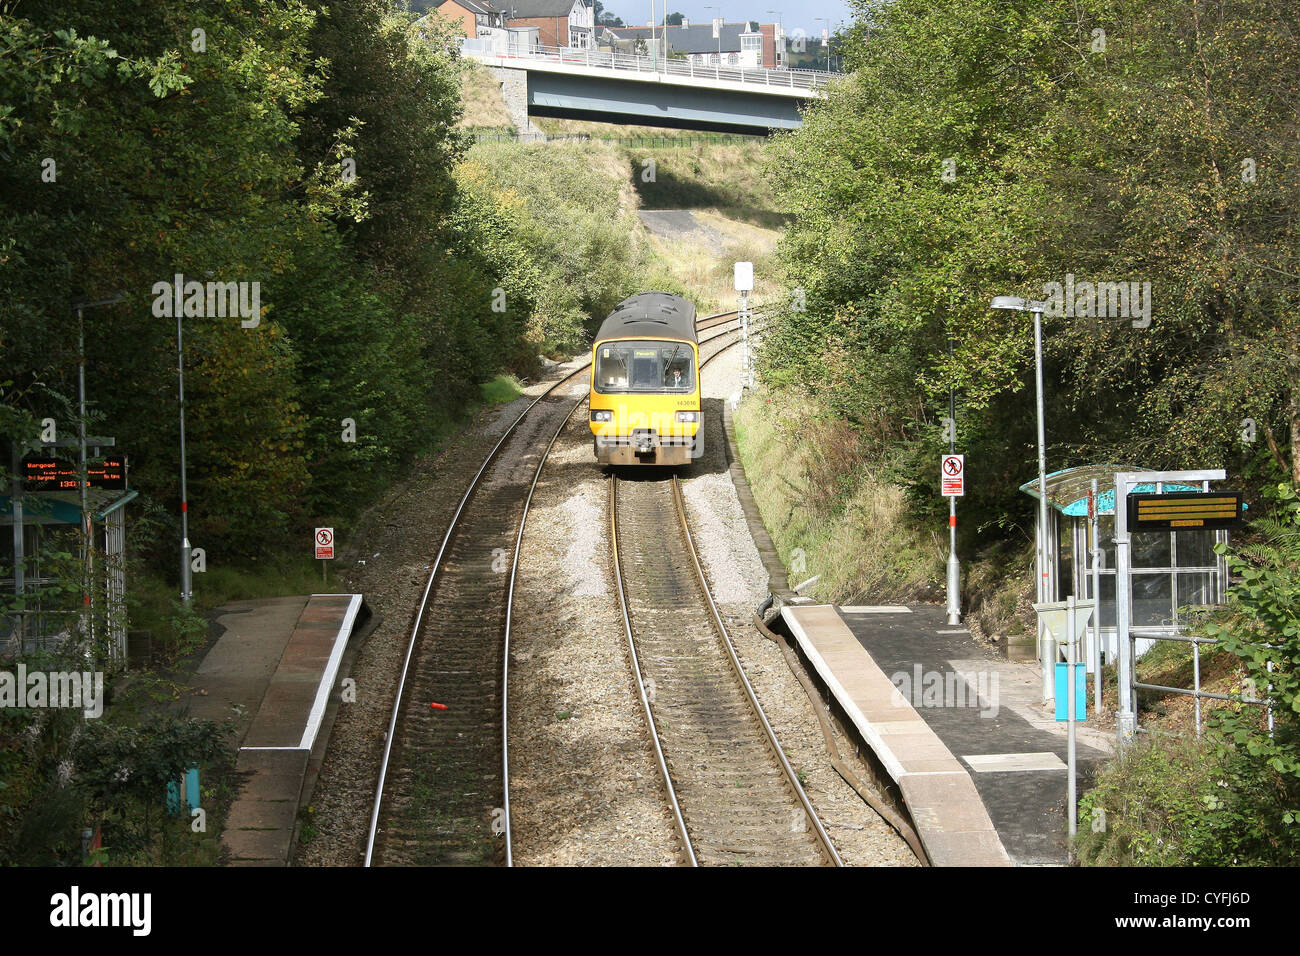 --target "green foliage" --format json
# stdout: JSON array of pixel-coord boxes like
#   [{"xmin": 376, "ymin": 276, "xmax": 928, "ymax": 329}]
[
  {"xmin": 0, "ymin": 0, "xmax": 532, "ymax": 574},
  {"xmin": 1201, "ymin": 483, "xmax": 1300, "ymax": 781},
  {"xmin": 1077, "ymin": 733, "xmax": 1300, "ymax": 866},
  {"xmin": 454, "ymin": 141, "xmax": 663, "ymax": 354},
  {"xmin": 763, "ymin": 0, "xmax": 1300, "ymax": 534}
]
